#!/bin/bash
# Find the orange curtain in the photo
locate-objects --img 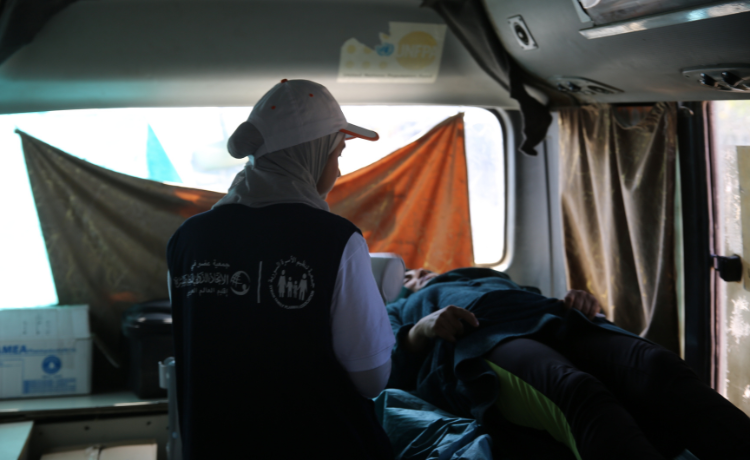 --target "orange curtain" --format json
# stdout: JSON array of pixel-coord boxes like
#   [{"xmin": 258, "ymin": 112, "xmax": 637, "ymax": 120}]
[{"xmin": 328, "ymin": 114, "xmax": 473, "ymax": 273}]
